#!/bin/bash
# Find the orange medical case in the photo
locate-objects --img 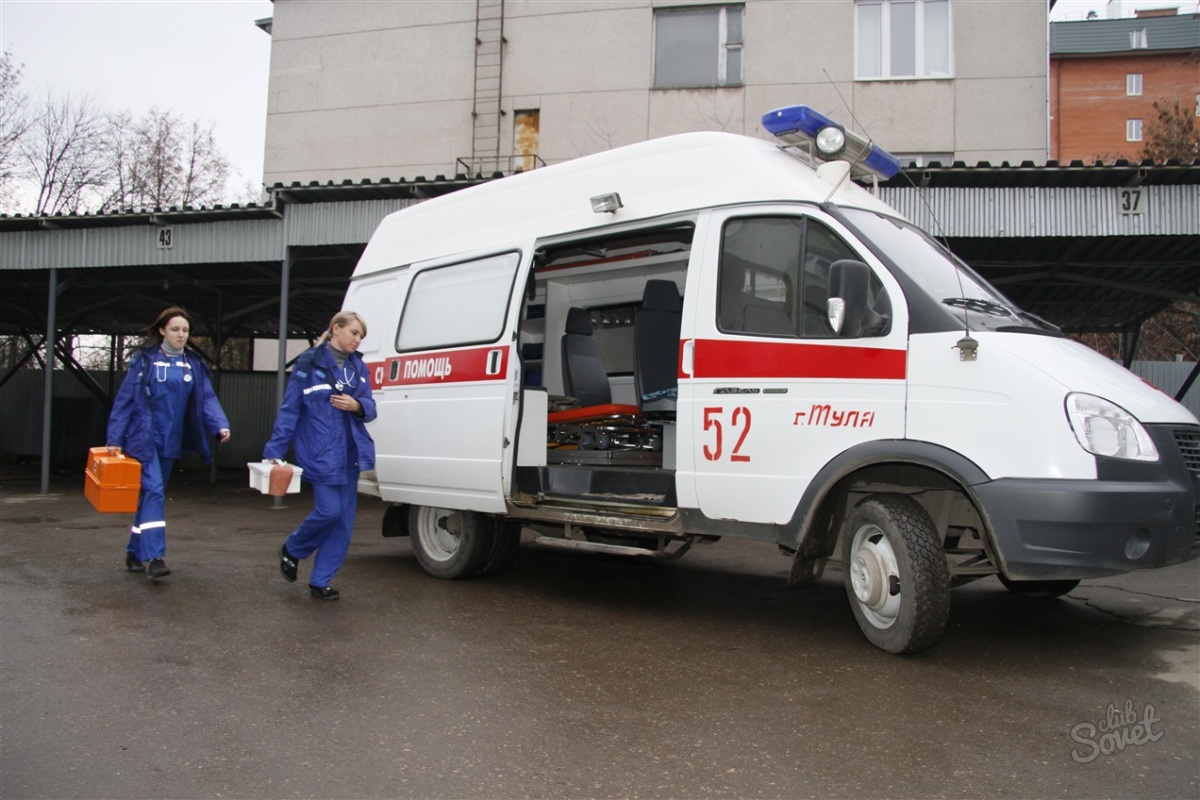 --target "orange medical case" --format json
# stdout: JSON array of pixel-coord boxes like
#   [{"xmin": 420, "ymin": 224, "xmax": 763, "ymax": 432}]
[{"xmin": 84, "ymin": 446, "xmax": 142, "ymax": 513}]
